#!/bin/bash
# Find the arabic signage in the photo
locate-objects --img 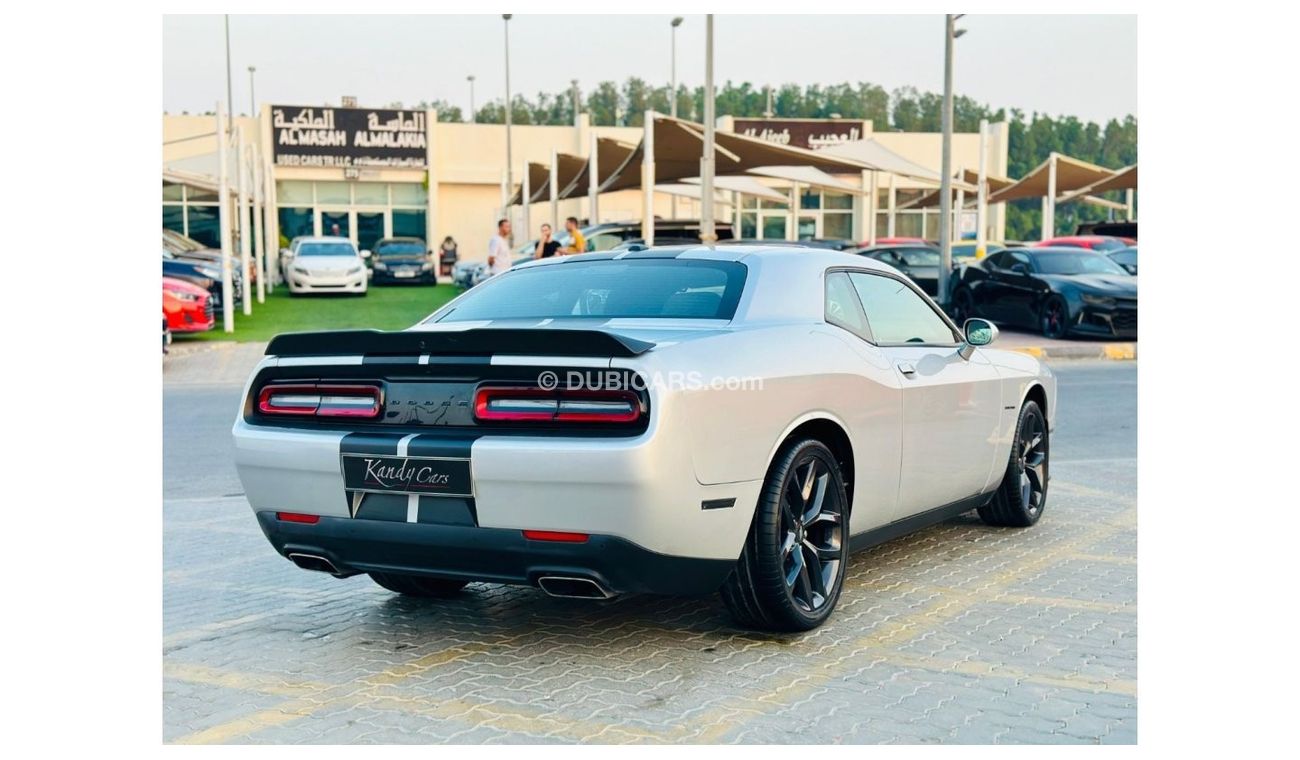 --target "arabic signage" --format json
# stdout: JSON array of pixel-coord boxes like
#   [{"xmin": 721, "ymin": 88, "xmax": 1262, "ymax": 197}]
[
  {"xmin": 732, "ymin": 119, "xmax": 866, "ymax": 150},
  {"xmin": 271, "ymin": 105, "xmax": 428, "ymax": 168}
]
